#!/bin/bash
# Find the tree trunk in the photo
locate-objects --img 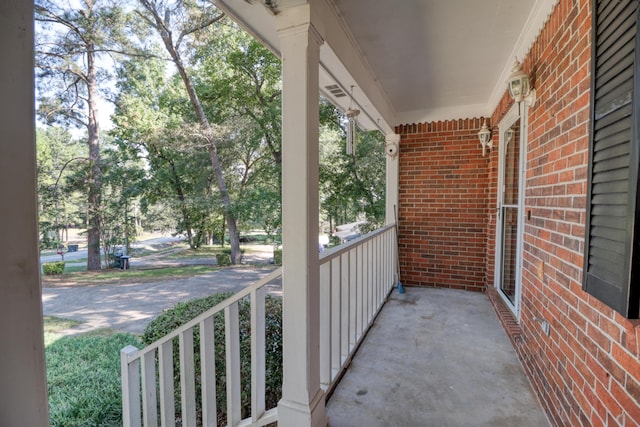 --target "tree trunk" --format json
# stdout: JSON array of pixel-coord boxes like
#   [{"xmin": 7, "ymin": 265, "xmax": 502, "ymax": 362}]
[
  {"xmin": 169, "ymin": 158, "xmax": 196, "ymax": 249},
  {"xmin": 166, "ymin": 41, "xmax": 242, "ymax": 263},
  {"xmin": 86, "ymin": 46, "xmax": 102, "ymax": 271}
]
